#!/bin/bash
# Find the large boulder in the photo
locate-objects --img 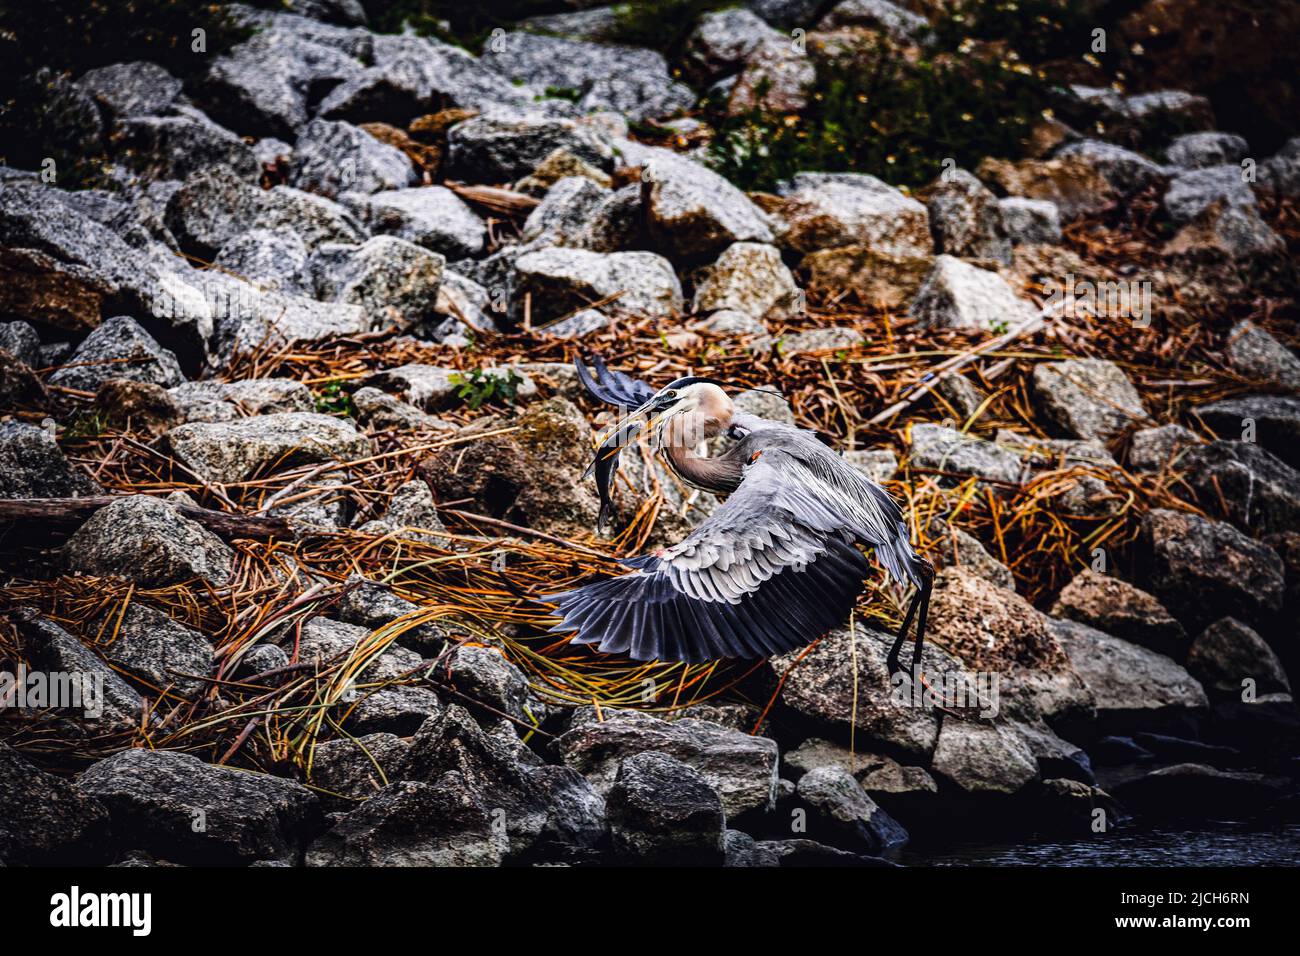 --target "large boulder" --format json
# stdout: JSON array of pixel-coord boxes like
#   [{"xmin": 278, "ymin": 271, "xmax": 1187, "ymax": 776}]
[
  {"xmin": 76, "ymin": 60, "xmax": 186, "ymax": 122},
  {"xmin": 1031, "ymin": 359, "xmax": 1148, "ymax": 442},
  {"xmin": 925, "ymin": 168, "xmax": 1011, "ymax": 263},
  {"xmin": 1140, "ymin": 509, "xmax": 1285, "ymax": 631},
  {"xmin": 1109, "ymin": 763, "xmax": 1291, "ymax": 820},
  {"xmin": 63, "ymin": 495, "xmax": 235, "ymax": 587},
  {"xmin": 930, "ymin": 720, "xmax": 1040, "ymax": 795},
  {"xmin": 310, "ymin": 235, "xmax": 445, "ymax": 328},
  {"xmin": 0, "ymin": 745, "xmax": 111, "ymax": 865},
  {"xmin": 290, "ymin": 118, "xmax": 415, "ymax": 198},
  {"xmin": 1162, "ymin": 165, "xmax": 1257, "ymax": 224},
  {"xmin": 1165, "ymin": 132, "xmax": 1250, "ymax": 170},
  {"xmin": 691, "ymin": 242, "xmax": 798, "ymax": 319},
  {"xmin": 909, "ymin": 256, "xmax": 1038, "ymax": 331},
  {"xmin": 629, "ymin": 144, "xmax": 774, "ymax": 260},
  {"xmin": 793, "ymin": 766, "xmax": 909, "ymax": 853},
  {"xmin": 1049, "ymin": 569, "xmax": 1186, "ymax": 656},
  {"xmin": 1225, "ymin": 320, "xmax": 1300, "ymax": 389},
  {"xmin": 727, "ymin": 34, "xmax": 816, "ymax": 114},
  {"xmin": 907, "ymin": 423, "xmax": 1023, "ymax": 484},
  {"xmin": 10, "ymin": 608, "xmax": 145, "ymax": 732},
  {"xmin": 1179, "ymin": 440, "xmax": 1300, "ymax": 538},
  {"xmin": 685, "ymin": 8, "xmax": 780, "ymax": 81},
  {"xmin": 772, "ymin": 173, "xmax": 930, "ymax": 259},
  {"xmin": 343, "ymin": 187, "xmax": 485, "ymax": 259},
  {"xmin": 168, "ymin": 378, "xmax": 314, "ymax": 422},
  {"xmin": 1054, "ymin": 619, "xmax": 1209, "ymax": 732},
  {"xmin": 448, "ymin": 115, "xmax": 614, "ymax": 183},
  {"xmin": 1196, "ymin": 395, "xmax": 1300, "ymax": 470},
  {"xmin": 306, "ymin": 775, "xmax": 503, "ymax": 866},
  {"xmin": 1056, "ymin": 140, "xmax": 1165, "ymax": 194},
  {"xmin": 213, "ymin": 229, "xmax": 312, "ymax": 295},
  {"xmin": 557, "ymin": 708, "xmax": 779, "ymax": 818},
  {"xmin": 166, "ymin": 412, "xmax": 372, "ymax": 484},
  {"xmin": 479, "ymin": 32, "xmax": 695, "ymax": 123},
  {"xmin": 115, "ymin": 109, "xmax": 262, "ymax": 182},
  {"xmin": 511, "ymin": 247, "xmax": 683, "ymax": 324},
  {"xmin": 78, "ymin": 749, "xmax": 323, "ymax": 865},
  {"xmin": 97, "ymin": 602, "xmax": 215, "ymax": 699},
  {"xmin": 47, "ymin": 316, "xmax": 185, "ymax": 393},
  {"xmin": 1185, "ymin": 617, "xmax": 1291, "ymax": 698},
  {"xmin": 0, "ymin": 421, "xmax": 101, "ymax": 498},
  {"xmin": 605, "ymin": 752, "xmax": 725, "ymax": 864}
]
